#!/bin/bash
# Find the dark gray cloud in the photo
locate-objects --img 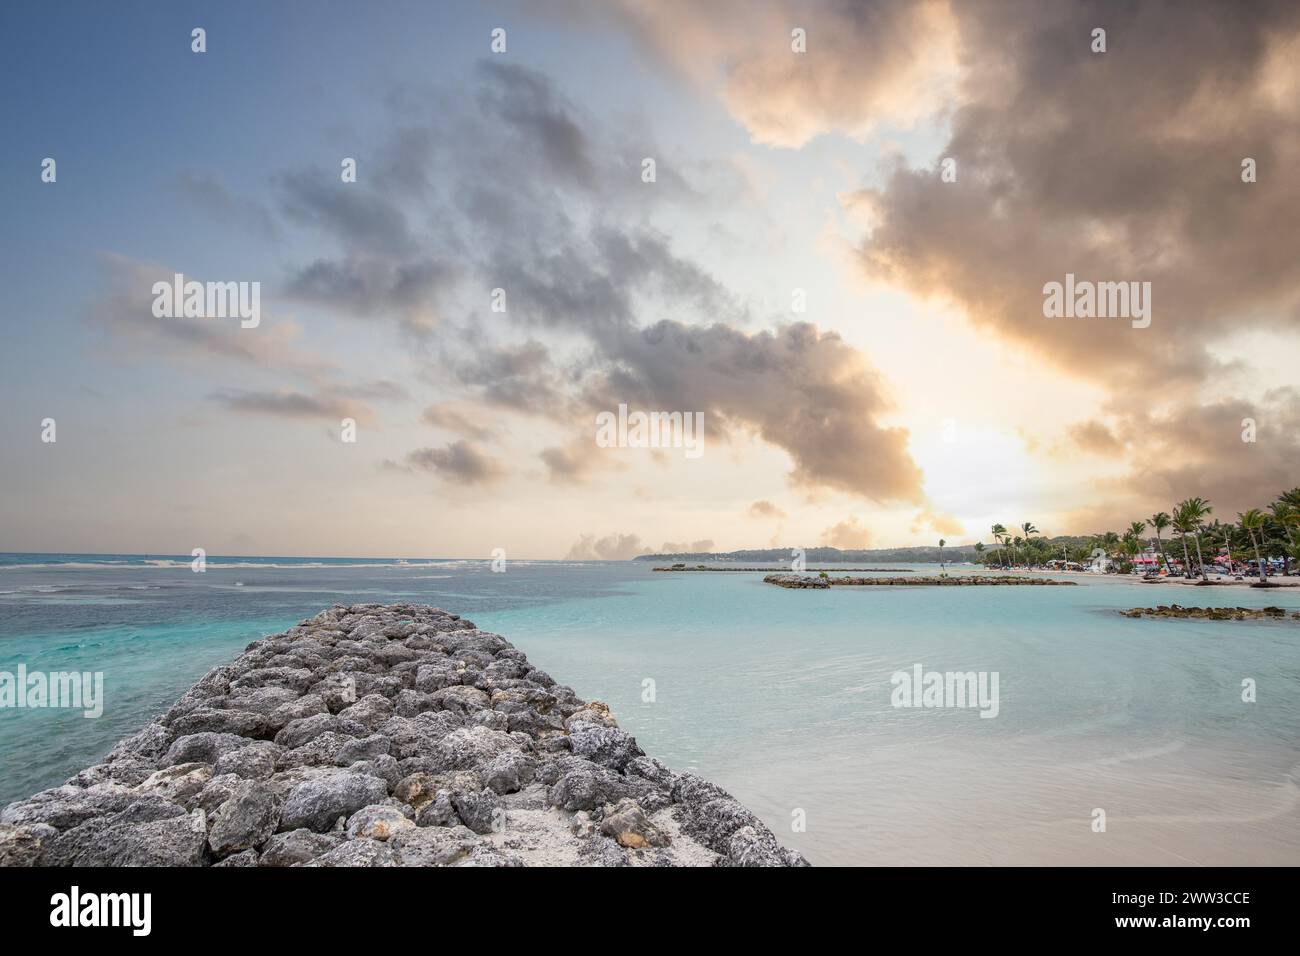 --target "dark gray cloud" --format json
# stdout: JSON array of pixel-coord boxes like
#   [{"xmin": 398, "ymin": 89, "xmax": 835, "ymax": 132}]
[
  {"xmin": 284, "ymin": 257, "xmax": 455, "ymax": 320},
  {"xmin": 582, "ymin": 320, "xmax": 923, "ymax": 502},
  {"xmin": 474, "ymin": 61, "xmax": 596, "ymax": 188},
  {"xmin": 397, "ymin": 440, "xmax": 508, "ymax": 486},
  {"xmin": 277, "ymin": 172, "xmax": 417, "ymax": 257},
  {"xmin": 176, "ymin": 171, "xmax": 279, "ymax": 239},
  {"xmin": 452, "ymin": 340, "xmax": 568, "ymax": 412},
  {"xmin": 208, "ymin": 388, "xmax": 360, "ymax": 420}
]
